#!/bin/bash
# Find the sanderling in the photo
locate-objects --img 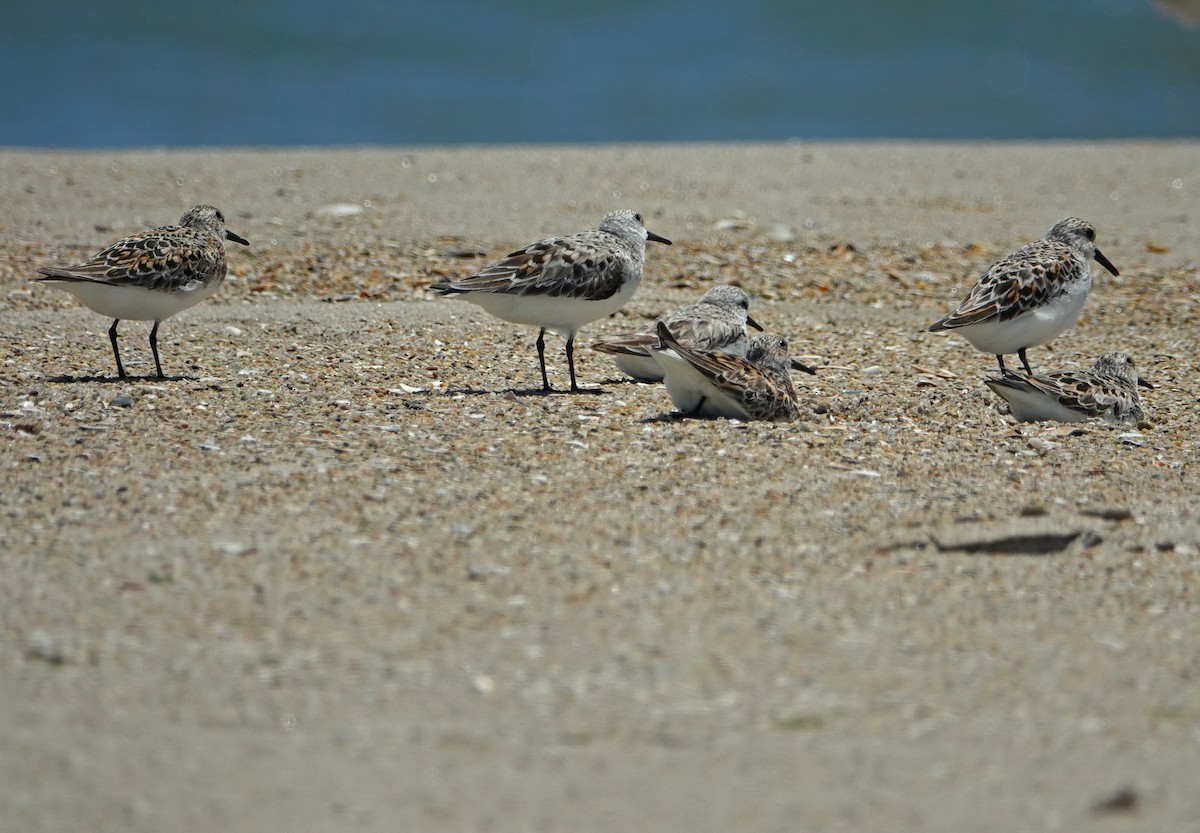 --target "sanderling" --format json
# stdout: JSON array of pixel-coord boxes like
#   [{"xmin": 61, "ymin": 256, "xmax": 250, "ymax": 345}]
[
  {"xmin": 650, "ymin": 321, "xmax": 815, "ymax": 421},
  {"xmin": 929, "ymin": 217, "xmax": 1119, "ymax": 374},
  {"xmin": 985, "ymin": 352, "xmax": 1149, "ymax": 424},
  {"xmin": 430, "ymin": 209, "xmax": 671, "ymax": 393},
  {"xmin": 592, "ymin": 284, "xmax": 763, "ymax": 382},
  {"xmin": 35, "ymin": 205, "xmax": 249, "ymax": 380}
]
